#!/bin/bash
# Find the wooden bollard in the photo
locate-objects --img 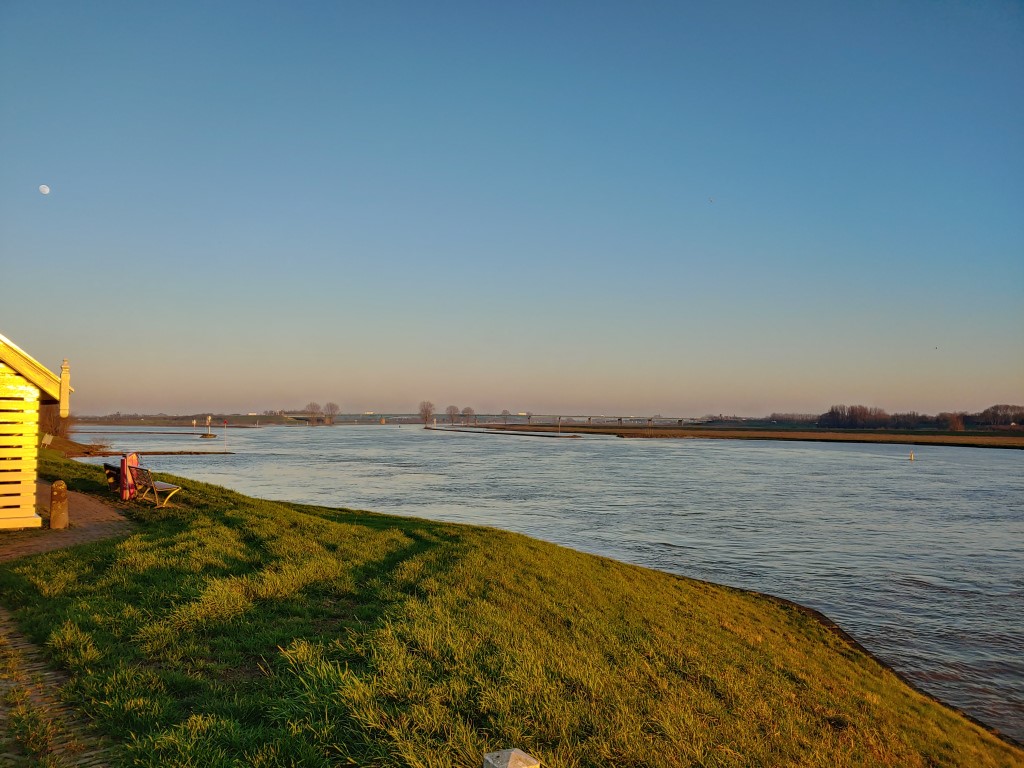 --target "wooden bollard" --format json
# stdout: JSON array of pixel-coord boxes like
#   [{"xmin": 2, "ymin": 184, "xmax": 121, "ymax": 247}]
[
  {"xmin": 50, "ymin": 481, "xmax": 69, "ymax": 530},
  {"xmin": 483, "ymin": 749, "xmax": 540, "ymax": 768}
]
